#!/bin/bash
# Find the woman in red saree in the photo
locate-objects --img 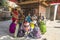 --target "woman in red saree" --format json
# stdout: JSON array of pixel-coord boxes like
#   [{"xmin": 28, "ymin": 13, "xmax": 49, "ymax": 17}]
[
  {"xmin": 12, "ymin": 8, "xmax": 19, "ymax": 22},
  {"xmin": 9, "ymin": 8, "xmax": 19, "ymax": 33}
]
